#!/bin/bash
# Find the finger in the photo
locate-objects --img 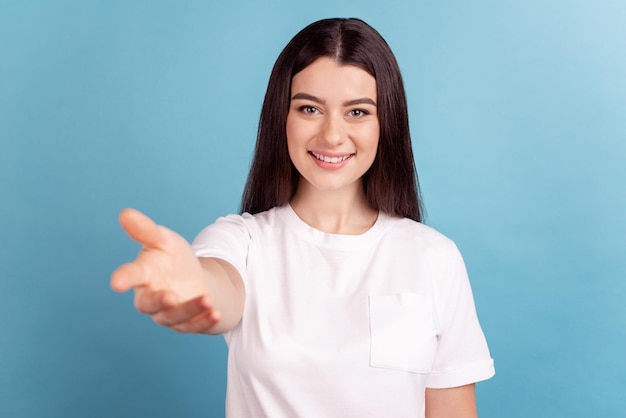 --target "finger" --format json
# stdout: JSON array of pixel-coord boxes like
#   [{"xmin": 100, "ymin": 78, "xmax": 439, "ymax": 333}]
[
  {"xmin": 152, "ymin": 295, "xmax": 214, "ymax": 326},
  {"xmin": 134, "ymin": 288, "xmax": 178, "ymax": 315},
  {"xmin": 111, "ymin": 262, "xmax": 149, "ymax": 292},
  {"xmin": 172, "ymin": 309, "xmax": 222, "ymax": 334},
  {"xmin": 119, "ymin": 208, "xmax": 164, "ymax": 250}
]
